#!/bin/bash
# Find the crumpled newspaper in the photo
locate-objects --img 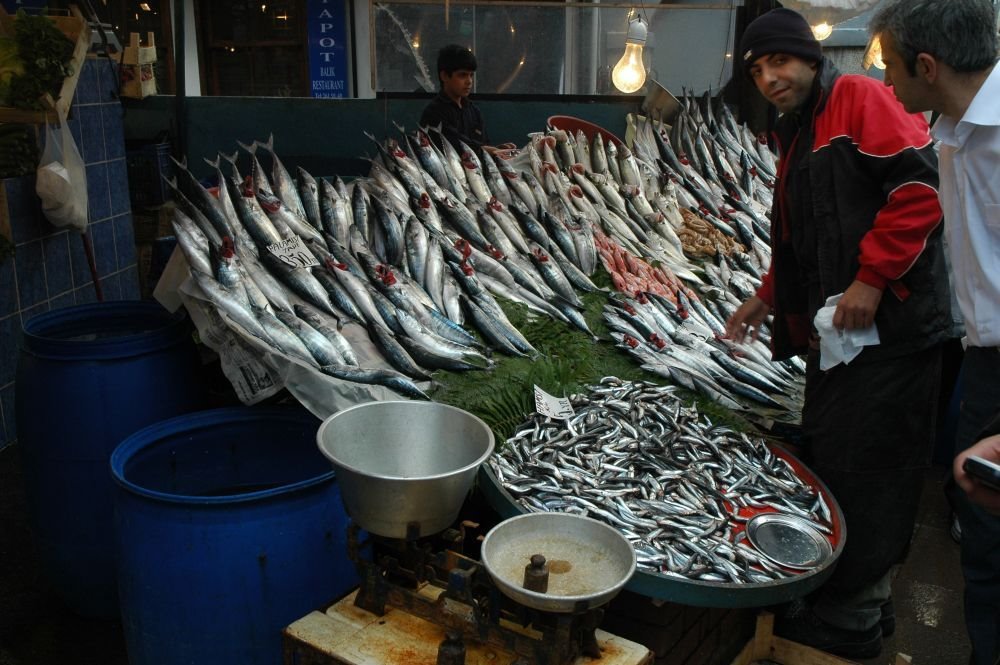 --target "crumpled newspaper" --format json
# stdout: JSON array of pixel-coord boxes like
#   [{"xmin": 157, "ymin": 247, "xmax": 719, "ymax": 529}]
[
  {"xmin": 154, "ymin": 245, "xmax": 423, "ymax": 419},
  {"xmin": 812, "ymin": 293, "xmax": 880, "ymax": 370}
]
